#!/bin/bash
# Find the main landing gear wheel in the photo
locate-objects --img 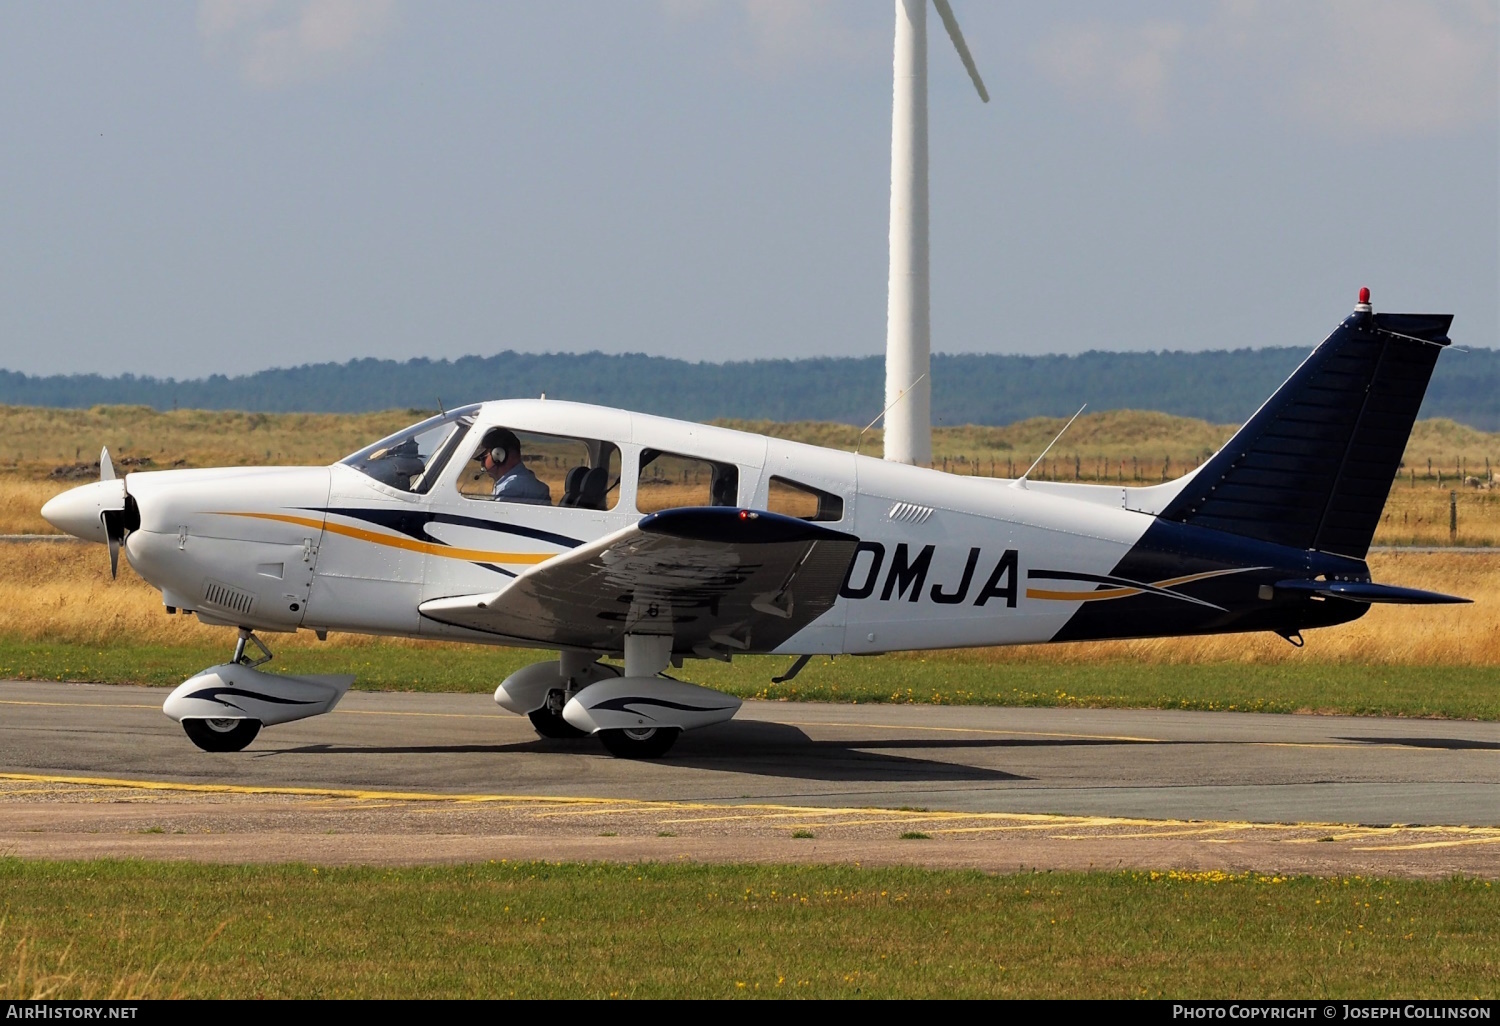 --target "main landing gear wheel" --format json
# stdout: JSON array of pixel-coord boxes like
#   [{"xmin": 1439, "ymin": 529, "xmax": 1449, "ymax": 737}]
[
  {"xmin": 182, "ymin": 718, "xmax": 261, "ymax": 753},
  {"xmin": 597, "ymin": 726, "xmax": 680, "ymax": 759},
  {"xmin": 528, "ymin": 707, "xmax": 587, "ymax": 739}
]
